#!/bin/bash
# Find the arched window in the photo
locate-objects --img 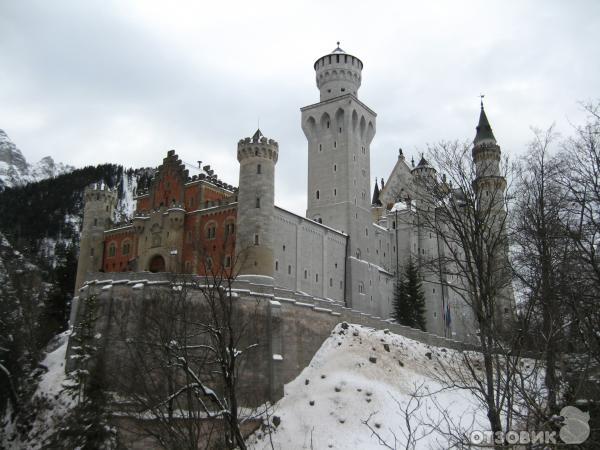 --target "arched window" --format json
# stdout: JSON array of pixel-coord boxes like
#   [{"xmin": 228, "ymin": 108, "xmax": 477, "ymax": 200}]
[
  {"xmin": 254, "ymin": 234, "xmax": 259, "ymax": 245},
  {"xmin": 275, "ymin": 261, "xmax": 279, "ymax": 271},
  {"xmin": 316, "ymin": 190, "xmax": 320, "ymax": 200},
  {"xmin": 358, "ymin": 282, "xmax": 364, "ymax": 294},
  {"xmin": 288, "ymin": 265, "xmax": 292, "ymax": 274},
  {"xmin": 257, "ymin": 164, "xmax": 262, "ymax": 174},
  {"xmin": 108, "ymin": 242, "xmax": 116, "ymax": 257},
  {"xmin": 122, "ymin": 240, "xmax": 131, "ymax": 255},
  {"xmin": 356, "ymin": 248, "xmax": 361, "ymax": 259},
  {"xmin": 256, "ymin": 197, "xmax": 261, "ymax": 208},
  {"xmin": 224, "ymin": 255, "xmax": 231, "ymax": 268},
  {"xmin": 224, "ymin": 221, "xmax": 235, "ymax": 237},
  {"xmin": 206, "ymin": 222, "xmax": 217, "ymax": 239},
  {"xmin": 315, "ymin": 273, "xmax": 319, "ymax": 282}
]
